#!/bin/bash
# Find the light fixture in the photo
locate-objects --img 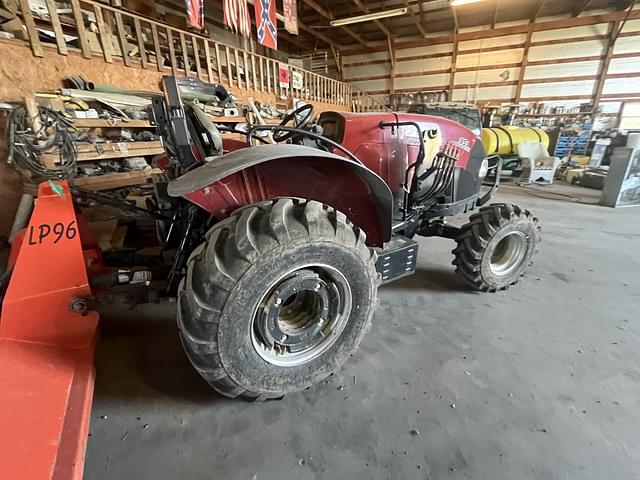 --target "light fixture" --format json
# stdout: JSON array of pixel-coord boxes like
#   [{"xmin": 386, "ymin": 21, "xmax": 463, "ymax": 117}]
[
  {"xmin": 450, "ymin": 0, "xmax": 486, "ymax": 6},
  {"xmin": 330, "ymin": 7, "xmax": 408, "ymax": 27}
]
